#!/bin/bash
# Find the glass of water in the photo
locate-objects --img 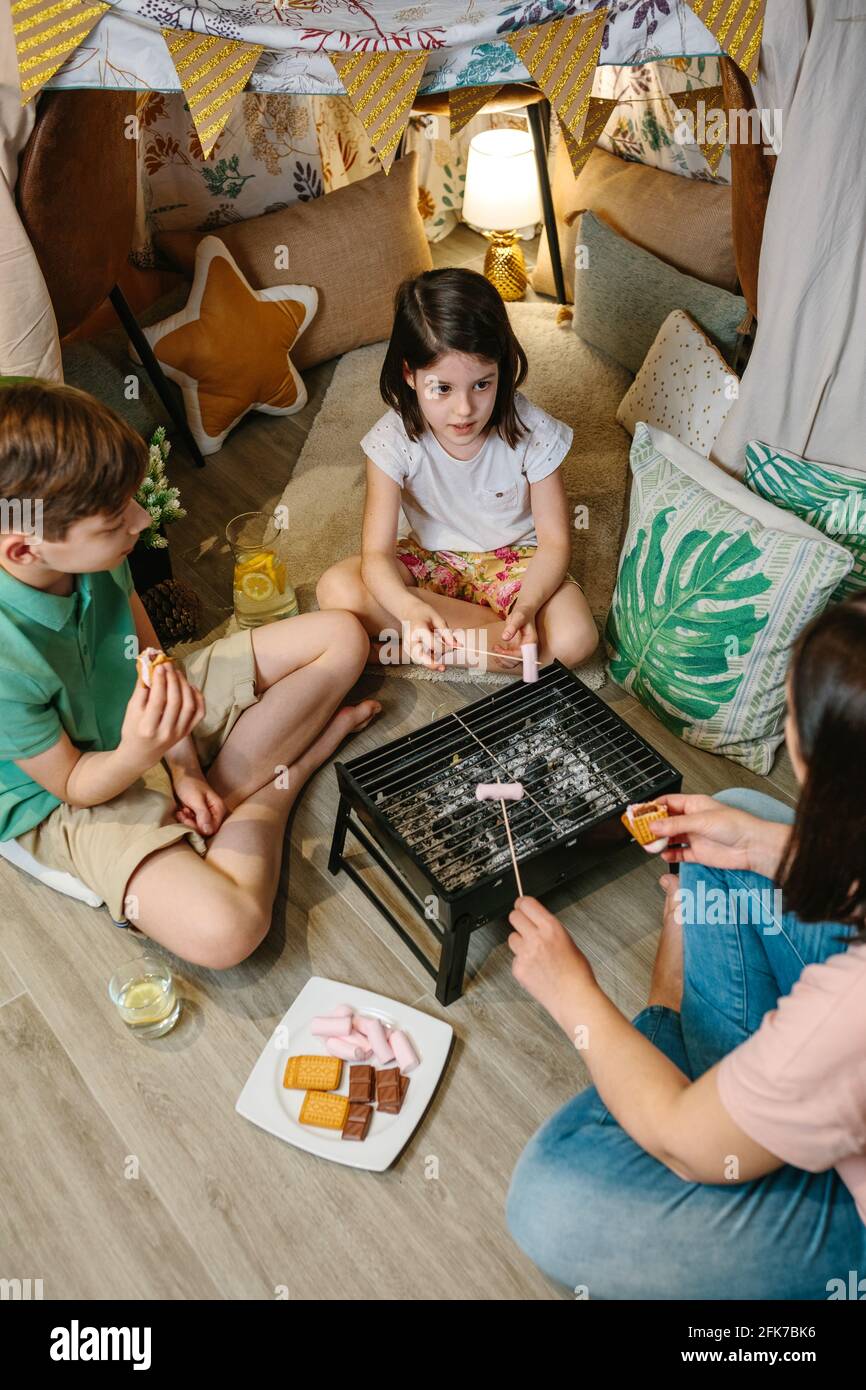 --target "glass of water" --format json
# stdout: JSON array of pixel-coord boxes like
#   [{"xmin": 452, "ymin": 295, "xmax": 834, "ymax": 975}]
[{"xmin": 108, "ymin": 956, "xmax": 181, "ymax": 1039}]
